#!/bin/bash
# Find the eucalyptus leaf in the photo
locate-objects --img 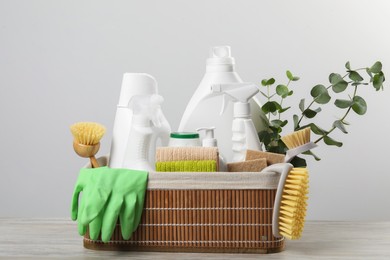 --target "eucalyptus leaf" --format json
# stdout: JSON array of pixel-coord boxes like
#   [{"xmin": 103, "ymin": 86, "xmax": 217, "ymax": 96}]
[
  {"xmin": 288, "ymin": 90, "xmax": 294, "ymax": 96},
  {"xmin": 262, "ymin": 101, "xmax": 277, "ymax": 113},
  {"xmin": 266, "ymin": 78, "xmax": 275, "ymax": 85},
  {"xmin": 373, "ymin": 72, "xmax": 385, "ymax": 91},
  {"xmin": 286, "ymin": 70, "xmax": 294, "ymax": 80},
  {"xmin": 345, "ymin": 61, "xmax": 351, "ymax": 70},
  {"xmin": 303, "ymin": 150, "xmax": 321, "ymax": 161},
  {"xmin": 311, "ymin": 84, "xmax": 331, "ymax": 104},
  {"xmin": 299, "ymin": 98, "xmax": 305, "ymax": 112},
  {"xmin": 303, "ymin": 109, "xmax": 318, "ymax": 118},
  {"xmin": 323, "ymin": 136, "xmax": 343, "ymax": 147},
  {"xmin": 309, "ymin": 123, "xmax": 327, "ymax": 135},
  {"xmin": 279, "ymin": 106, "xmax": 291, "ymax": 113},
  {"xmin": 333, "ymin": 120, "xmax": 348, "ymax": 134},
  {"xmin": 271, "ymin": 119, "xmax": 288, "ymax": 128},
  {"xmin": 276, "ymin": 84, "xmax": 289, "ymax": 97},
  {"xmin": 349, "ymin": 71, "xmax": 364, "ymax": 82},
  {"xmin": 352, "ymin": 96, "xmax": 367, "ymax": 115},
  {"xmin": 261, "ymin": 79, "xmax": 268, "ymax": 86},
  {"xmin": 334, "ymin": 99, "xmax": 354, "ymax": 109},
  {"xmin": 366, "ymin": 68, "xmax": 373, "ymax": 79},
  {"xmin": 293, "ymin": 114, "xmax": 299, "ymax": 130},
  {"xmin": 329, "ymin": 73, "xmax": 344, "ymax": 84},
  {"xmin": 290, "ymin": 156, "xmax": 307, "ymax": 167},
  {"xmin": 332, "ymin": 80, "xmax": 348, "ymax": 93},
  {"xmin": 369, "ymin": 61, "xmax": 382, "ymax": 73},
  {"xmin": 292, "ymin": 76, "xmax": 300, "ymax": 81}
]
